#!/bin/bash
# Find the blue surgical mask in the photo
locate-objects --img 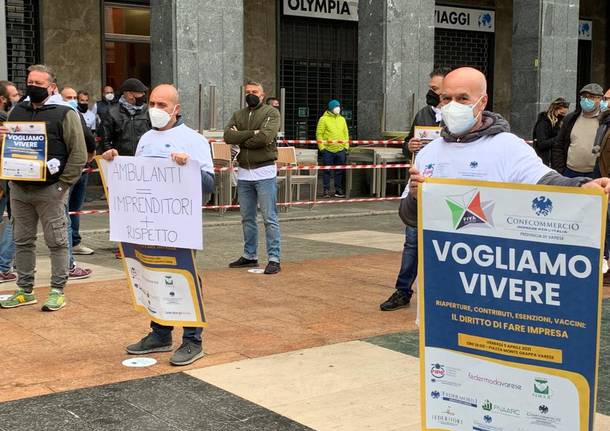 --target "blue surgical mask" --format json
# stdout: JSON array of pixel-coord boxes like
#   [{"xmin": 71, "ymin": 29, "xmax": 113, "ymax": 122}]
[
  {"xmin": 67, "ymin": 99, "xmax": 77, "ymax": 109},
  {"xmin": 601, "ymin": 100, "xmax": 608, "ymax": 112},
  {"xmin": 580, "ymin": 97, "xmax": 596, "ymax": 113}
]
